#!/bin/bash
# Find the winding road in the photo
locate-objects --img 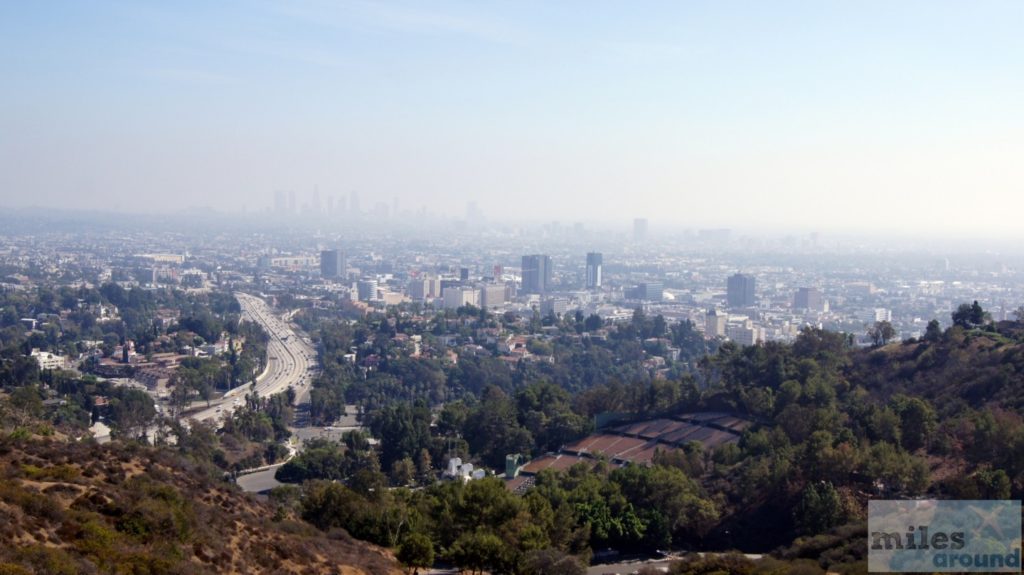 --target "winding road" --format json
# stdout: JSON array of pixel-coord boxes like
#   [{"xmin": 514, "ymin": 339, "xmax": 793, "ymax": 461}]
[{"xmin": 190, "ymin": 293, "xmax": 317, "ymax": 423}]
